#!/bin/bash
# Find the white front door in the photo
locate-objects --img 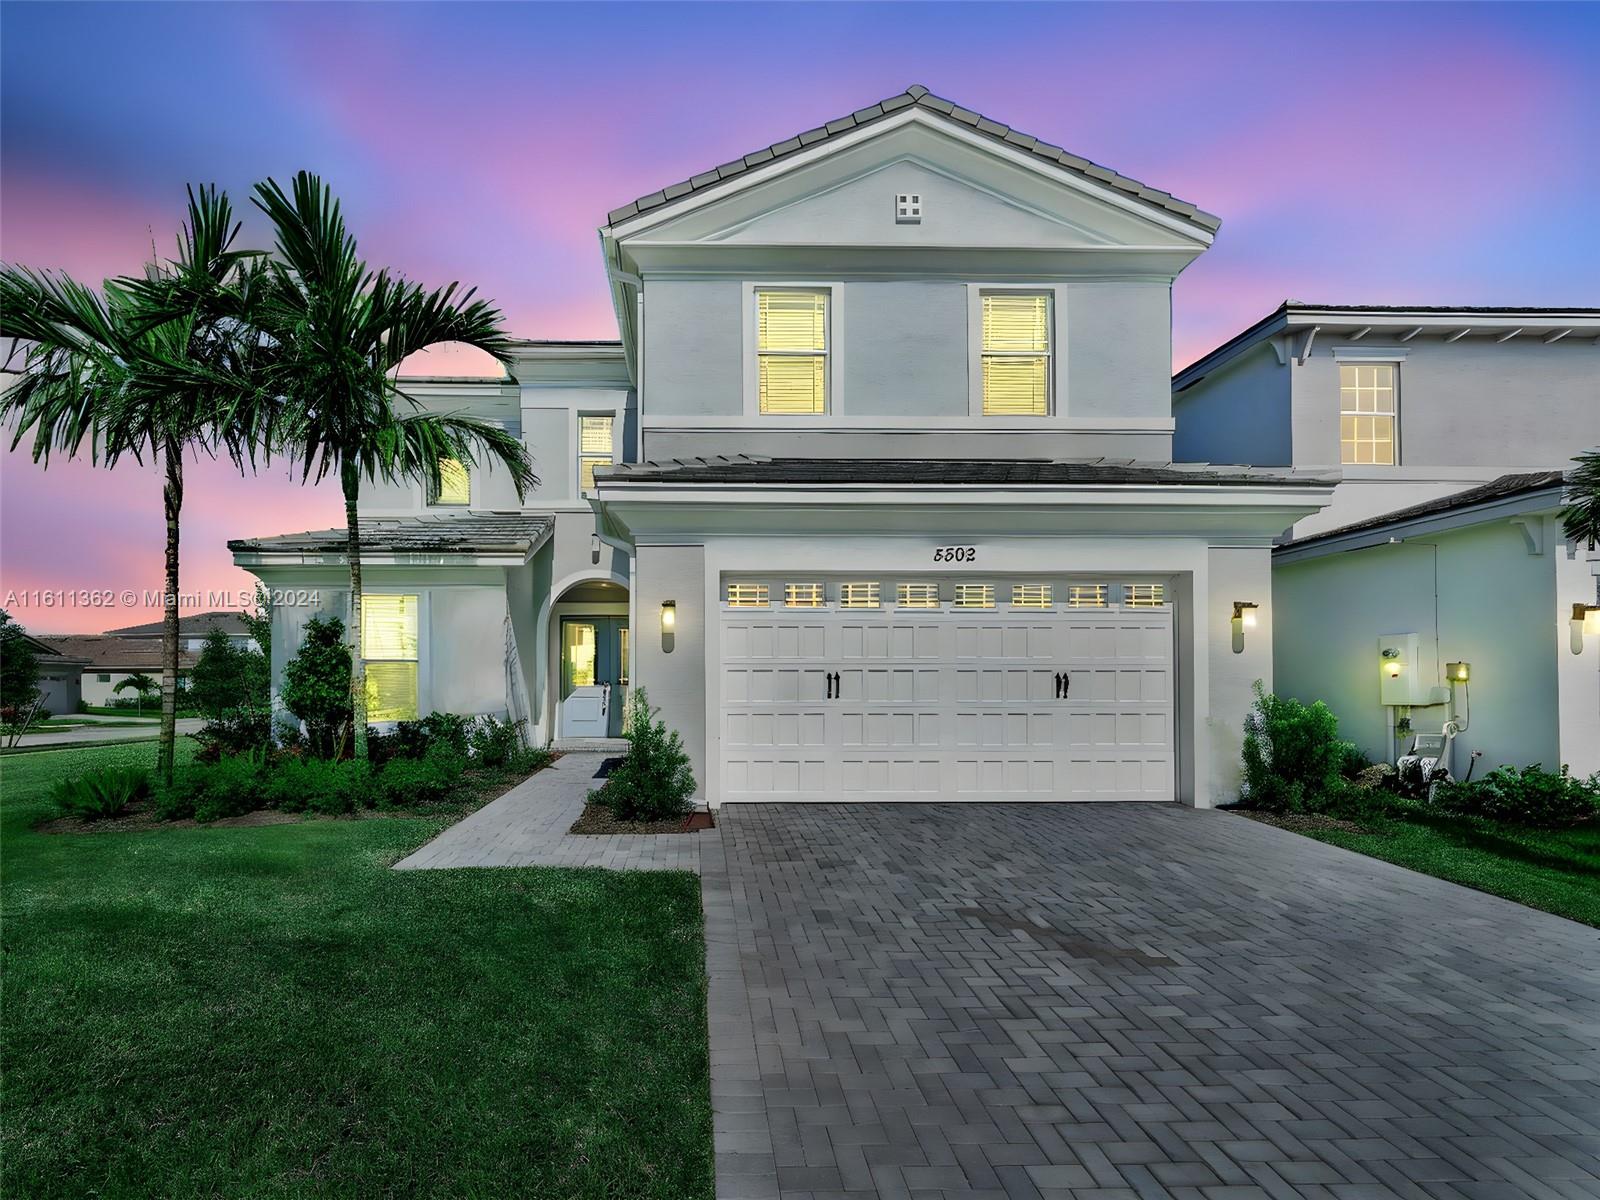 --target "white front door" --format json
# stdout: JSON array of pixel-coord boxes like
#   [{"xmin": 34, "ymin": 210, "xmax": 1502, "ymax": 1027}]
[
  {"xmin": 719, "ymin": 579, "xmax": 1175, "ymax": 802},
  {"xmin": 561, "ymin": 619, "xmax": 626, "ymax": 738}
]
